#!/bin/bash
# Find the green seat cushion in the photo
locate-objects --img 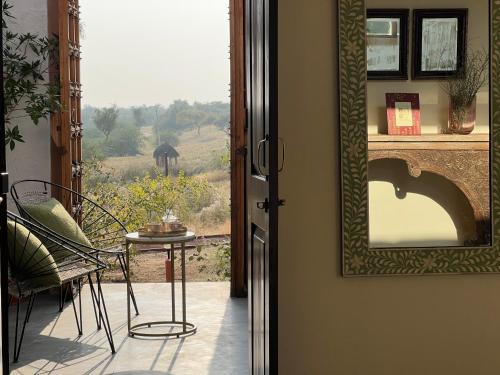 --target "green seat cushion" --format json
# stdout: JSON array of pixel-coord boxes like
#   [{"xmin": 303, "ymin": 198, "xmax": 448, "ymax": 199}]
[
  {"xmin": 21, "ymin": 198, "xmax": 93, "ymax": 259},
  {"xmin": 7, "ymin": 220, "xmax": 61, "ymax": 289}
]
